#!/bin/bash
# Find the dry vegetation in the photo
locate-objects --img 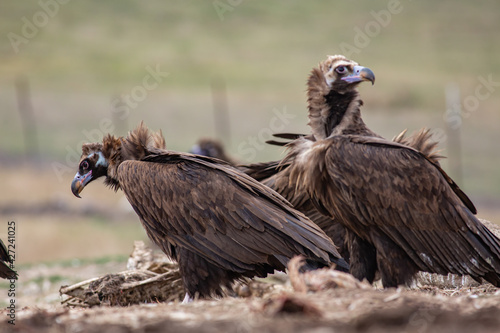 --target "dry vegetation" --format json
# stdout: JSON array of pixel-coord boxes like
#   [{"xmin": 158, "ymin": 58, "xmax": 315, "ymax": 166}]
[
  {"xmin": 4, "ymin": 241, "xmax": 500, "ymax": 333},
  {"xmin": 9, "ymin": 286, "xmax": 500, "ymax": 333}
]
